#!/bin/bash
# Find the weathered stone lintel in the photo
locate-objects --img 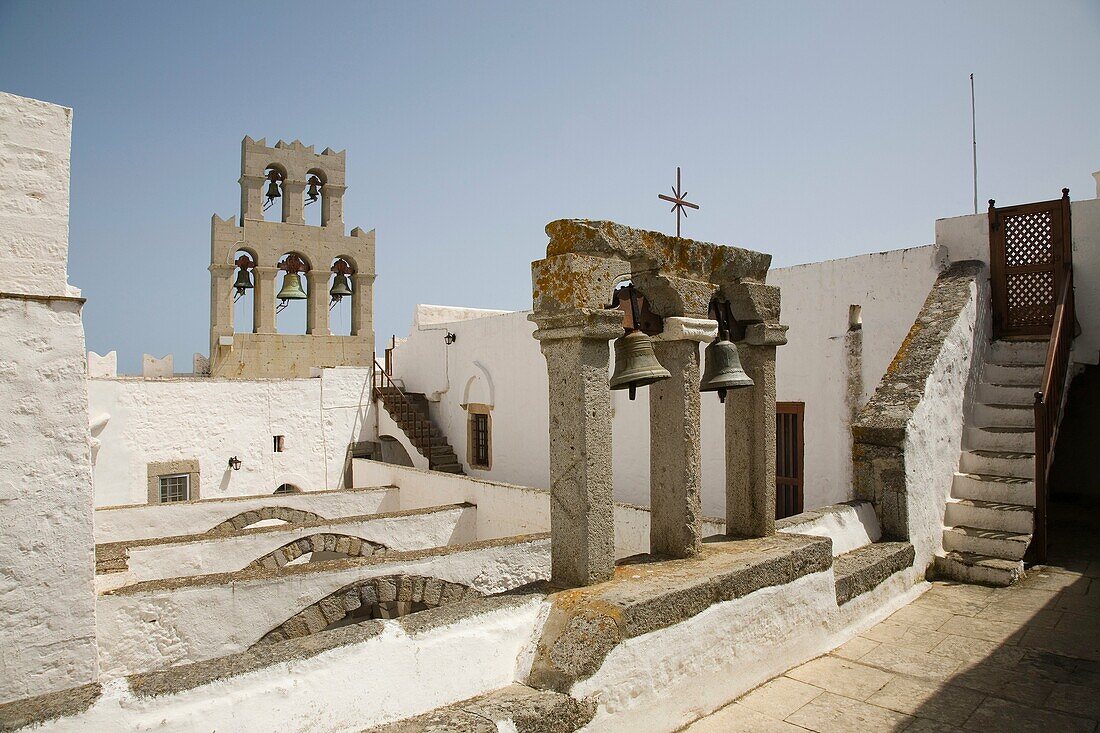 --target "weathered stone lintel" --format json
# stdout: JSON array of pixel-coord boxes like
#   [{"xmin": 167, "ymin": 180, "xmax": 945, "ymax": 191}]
[
  {"xmin": 525, "ymin": 533, "xmax": 833, "ymax": 692},
  {"xmin": 743, "ymin": 322, "xmax": 789, "ymax": 347},
  {"xmin": 652, "ymin": 316, "xmax": 717, "ymax": 343},
  {"xmin": 833, "ymin": 541, "xmax": 915, "ymax": 605},
  {"xmin": 529, "ymin": 309, "xmax": 624, "ymax": 343},
  {"xmin": 0, "ymin": 683, "xmax": 101, "ymax": 732}
]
